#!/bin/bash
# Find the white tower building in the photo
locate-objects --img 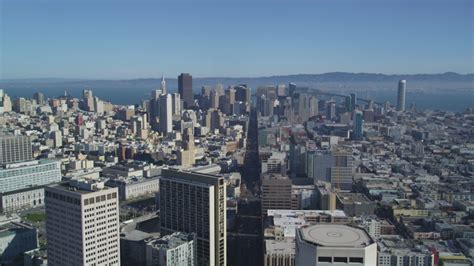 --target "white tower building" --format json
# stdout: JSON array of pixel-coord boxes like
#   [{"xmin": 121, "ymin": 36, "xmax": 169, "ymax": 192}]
[
  {"xmin": 45, "ymin": 180, "xmax": 120, "ymax": 266},
  {"xmin": 397, "ymin": 80, "xmax": 406, "ymax": 112},
  {"xmin": 159, "ymin": 93, "xmax": 173, "ymax": 135}
]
